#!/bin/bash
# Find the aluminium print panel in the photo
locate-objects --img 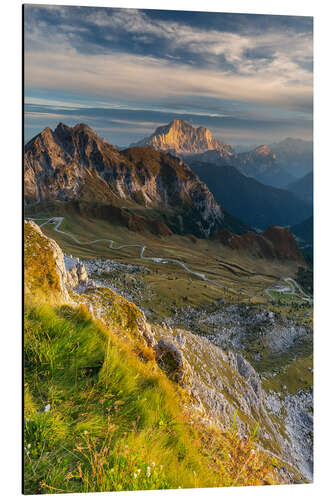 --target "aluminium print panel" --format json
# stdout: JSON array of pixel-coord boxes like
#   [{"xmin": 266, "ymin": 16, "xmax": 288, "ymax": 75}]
[{"xmin": 23, "ymin": 3, "xmax": 313, "ymax": 494}]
